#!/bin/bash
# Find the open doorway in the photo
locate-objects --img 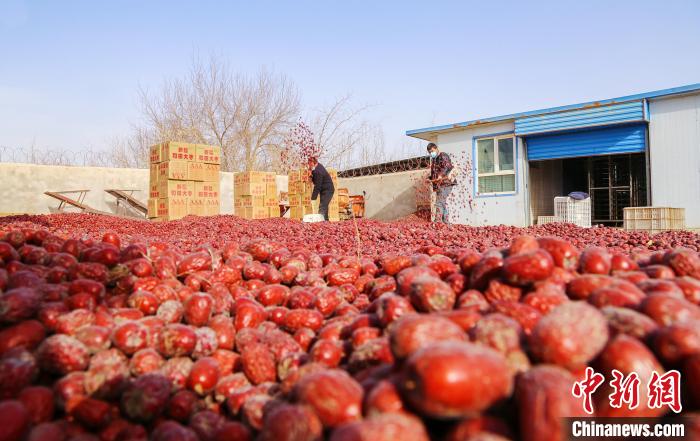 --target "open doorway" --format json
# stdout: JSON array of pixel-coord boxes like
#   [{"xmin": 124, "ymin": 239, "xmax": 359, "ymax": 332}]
[{"xmin": 529, "ymin": 153, "xmax": 647, "ymax": 226}]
